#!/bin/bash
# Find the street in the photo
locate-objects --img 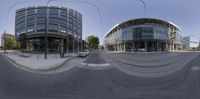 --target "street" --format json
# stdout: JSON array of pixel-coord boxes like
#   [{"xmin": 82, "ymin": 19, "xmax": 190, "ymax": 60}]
[{"xmin": 0, "ymin": 52, "xmax": 200, "ymax": 99}]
